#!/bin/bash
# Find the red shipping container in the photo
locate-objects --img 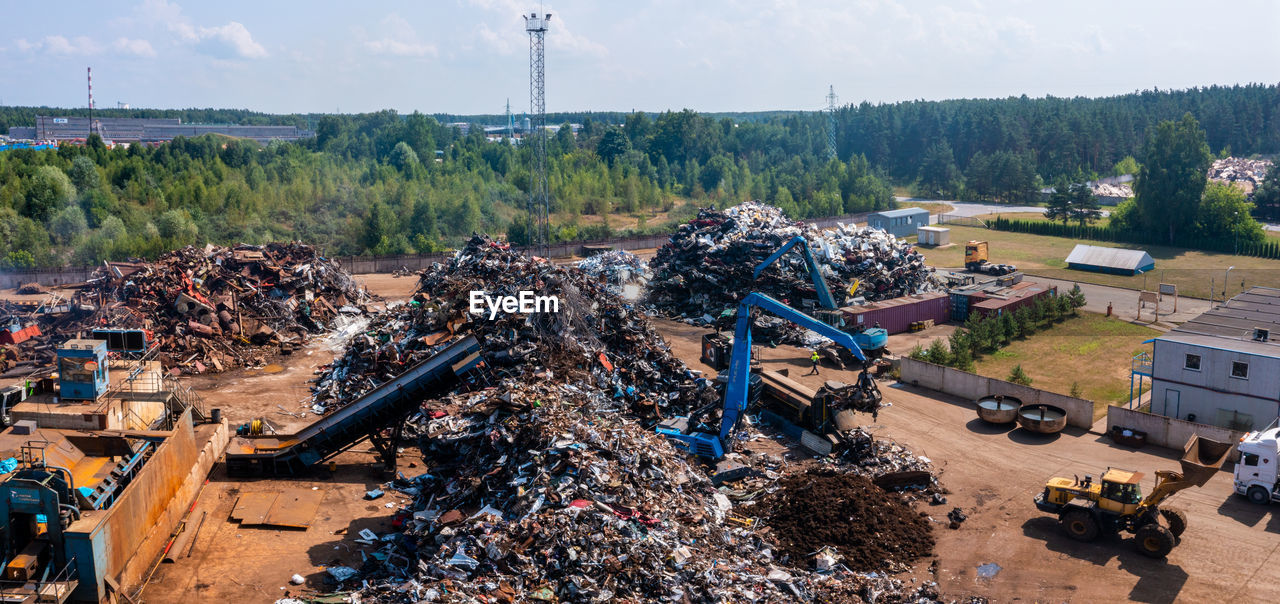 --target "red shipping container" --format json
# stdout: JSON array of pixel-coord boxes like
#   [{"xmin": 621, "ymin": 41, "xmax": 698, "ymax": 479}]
[
  {"xmin": 841, "ymin": 292, "xmax": 951, "ymax": 334},
  {"xmin": 971, "ymin": 283, "xmax": 1057, "ymax": 318}
]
